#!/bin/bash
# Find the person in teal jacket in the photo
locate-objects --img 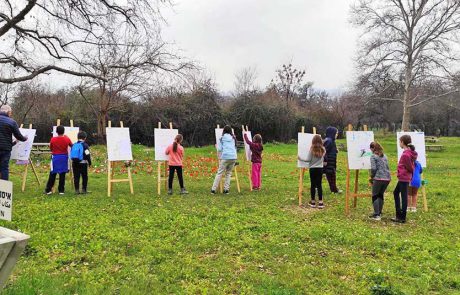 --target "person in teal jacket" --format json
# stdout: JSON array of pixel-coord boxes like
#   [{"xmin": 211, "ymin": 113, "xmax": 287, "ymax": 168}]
[{"xmin": 211, "ymin": 125, "xmax": 237, "ymax": 194}]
